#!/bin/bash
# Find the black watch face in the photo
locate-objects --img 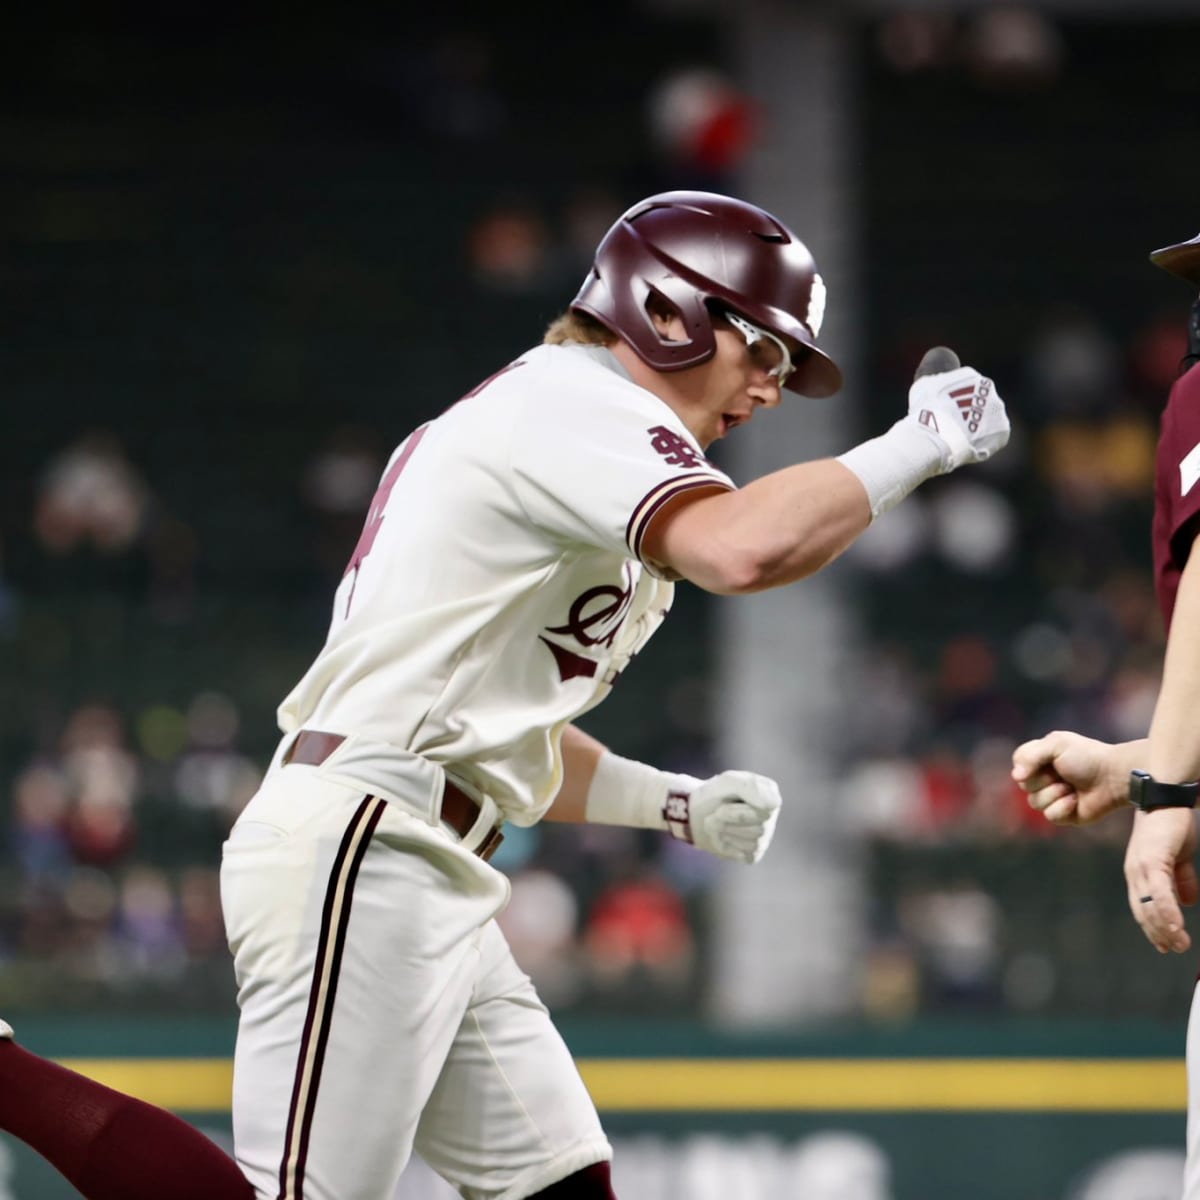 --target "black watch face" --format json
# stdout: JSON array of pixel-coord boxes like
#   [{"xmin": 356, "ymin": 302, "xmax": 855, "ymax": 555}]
[{"xmin": 1130, "ymin": 772, "xmax": 1148, "ymax": 809}]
